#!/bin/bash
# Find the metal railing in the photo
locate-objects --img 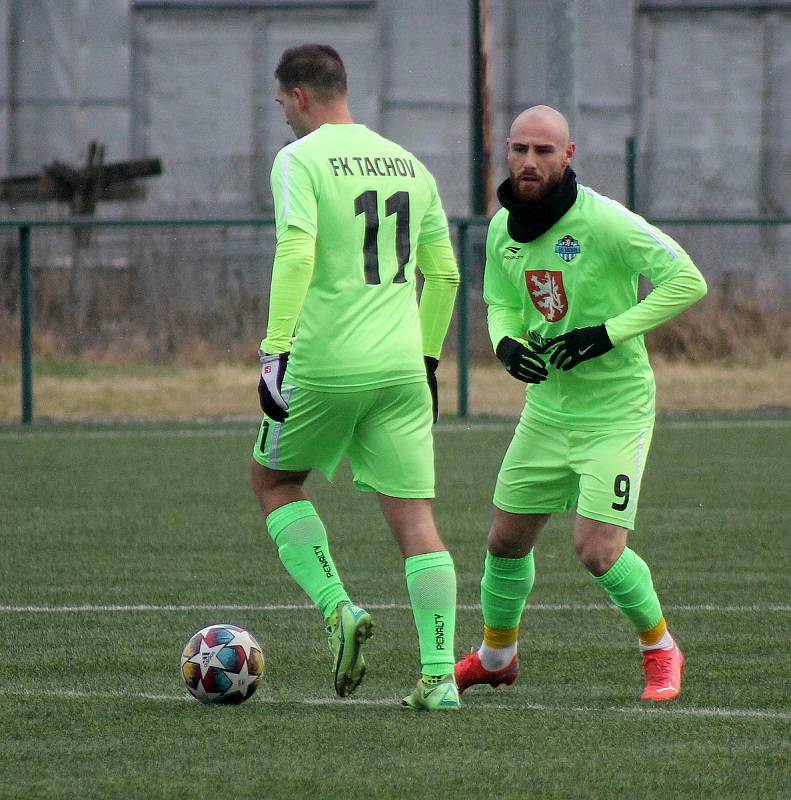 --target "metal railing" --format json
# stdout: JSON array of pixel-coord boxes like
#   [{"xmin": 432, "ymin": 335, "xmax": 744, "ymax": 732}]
[
  {"xmin": 3, "ymin": 216, "xmax": 490, "ymax": 424},
  {"xmin": 6, "ymin": 213, "xmax": 791, "ymax": 424}
]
